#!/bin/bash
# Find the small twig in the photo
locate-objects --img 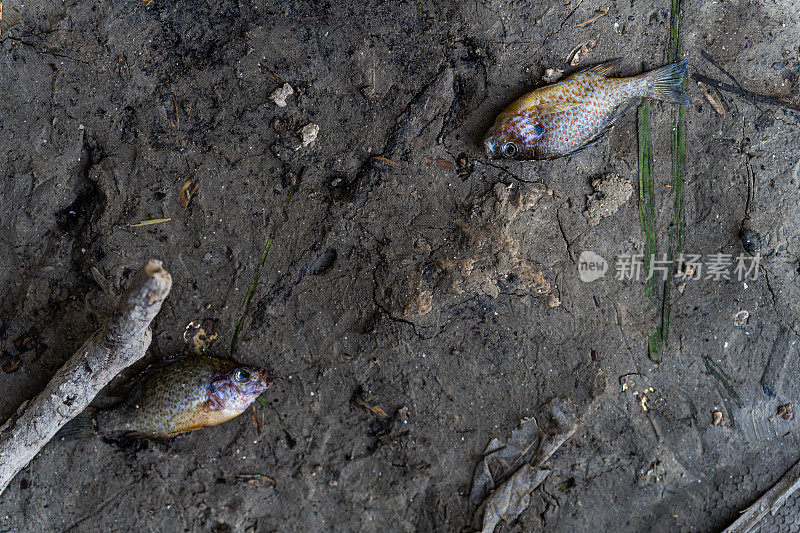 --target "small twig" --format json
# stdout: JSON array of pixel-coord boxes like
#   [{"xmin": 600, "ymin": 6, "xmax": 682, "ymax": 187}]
[
  {"xmin": 129, "ymin": 218, "xmax": 172, "ymax": 227},
  {"xmin": 691, "ymin": 73, "xmax": 800, "ymax": 113},
  {"xmin": 700, "ymin": 51, "xmax": 751, "ymax": 97},
  {"xmin": 724, "ymin": 455, "xmax": 800, "ymax": 533},
  {"xmin": 576, "ymin": 8, "xmax": 608, "ymax": 27},
  {"xmin": 371, "ymin": 155, "xmax": 400, "ymax": 166},
  {"xmin": 0, "ymin": 260, "xmax": 172, "ymax": 495}
]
